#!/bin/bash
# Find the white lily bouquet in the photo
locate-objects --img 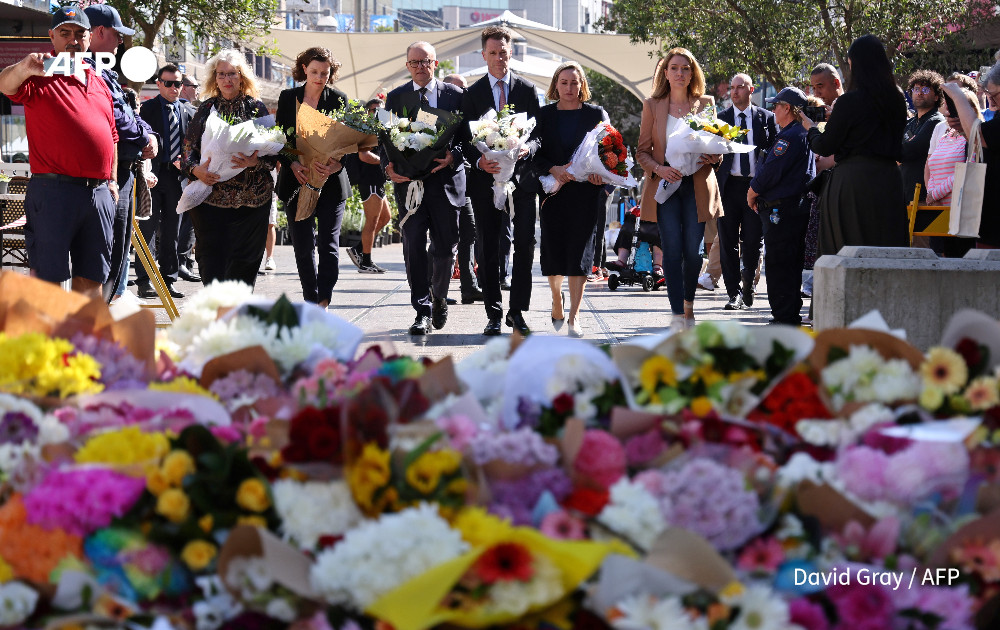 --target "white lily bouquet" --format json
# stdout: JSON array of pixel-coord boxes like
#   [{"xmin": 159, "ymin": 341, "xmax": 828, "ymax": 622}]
[
  {"xmin": 655, "ymin": 108, "xmax": 756, "ymax": 204},
  {"xmin": 539, "ymin": 122, "xmax": 639, "ymax": 194},
  {"xmin": 470, "ymin": 105, "xmax": 536, "ymax": 210},
  {"xmin": 177, "ymin": 109, "xmax": 287, "ymax": 213}
]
